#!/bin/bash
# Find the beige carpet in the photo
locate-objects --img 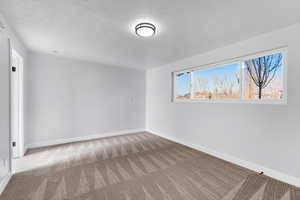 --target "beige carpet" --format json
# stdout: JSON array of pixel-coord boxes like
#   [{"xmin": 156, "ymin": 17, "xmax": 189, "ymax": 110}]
[{"xmin": 1, "ymin": 132, "xmax": 299, "ymax": 200}]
